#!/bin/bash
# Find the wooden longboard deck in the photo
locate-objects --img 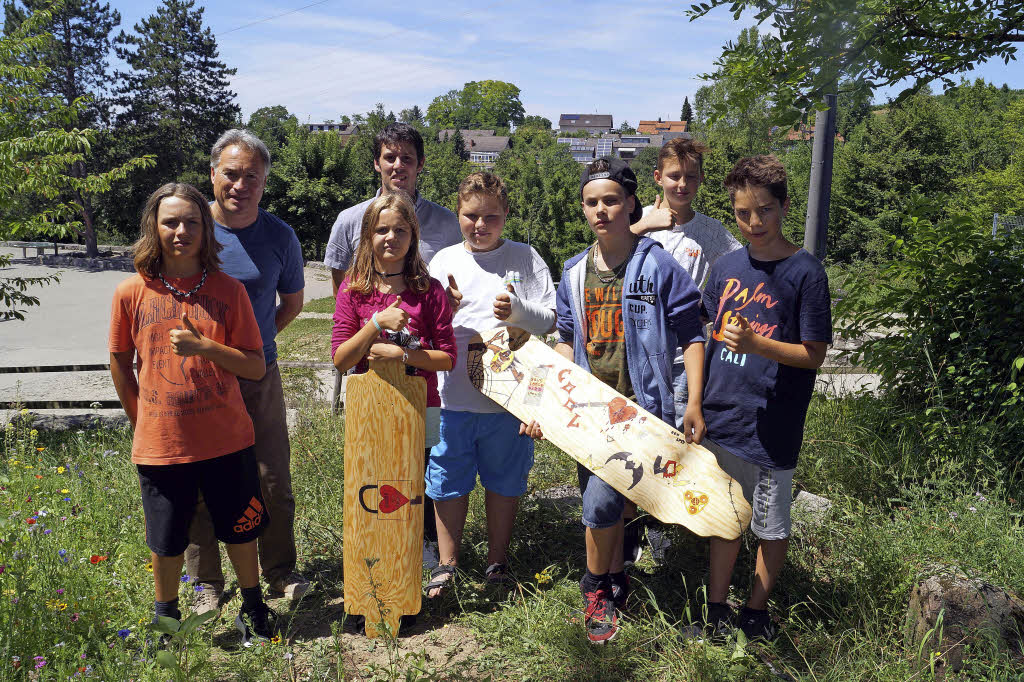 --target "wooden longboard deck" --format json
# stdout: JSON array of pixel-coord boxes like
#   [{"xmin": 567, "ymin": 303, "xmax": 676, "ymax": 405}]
[
  {"xmin": 469, "ymin": 327, "xmax": 752, "ymax": 539},
  {"xmin": 343, "ymin": 360, "xmax": 426, "ymax": 637}
]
